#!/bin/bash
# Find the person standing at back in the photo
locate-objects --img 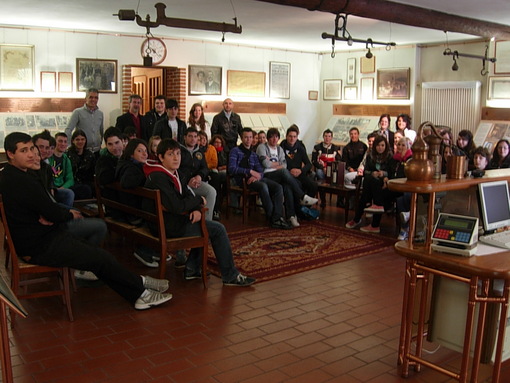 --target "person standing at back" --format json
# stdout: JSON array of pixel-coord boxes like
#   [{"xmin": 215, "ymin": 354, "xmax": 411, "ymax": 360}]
[
  {"xmin": 152, "ymin": 99, "xmax": 187, "ymax": 144},
  {"xmin": 143, "ymin": 95, "xmax": 167, "ymax": 141},
  {"xmin": 116, "ymin": 94, "xmax": 147, "ymax": 139},
  {"xmin": 211, "ymin": 98, "xmax": 243, "ymax": 152}
]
